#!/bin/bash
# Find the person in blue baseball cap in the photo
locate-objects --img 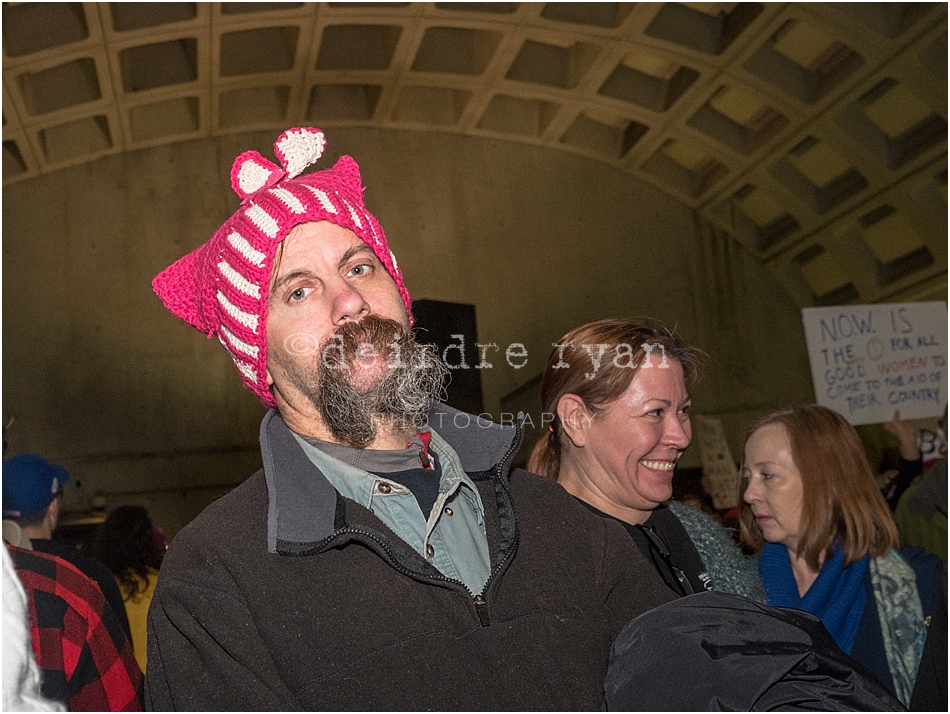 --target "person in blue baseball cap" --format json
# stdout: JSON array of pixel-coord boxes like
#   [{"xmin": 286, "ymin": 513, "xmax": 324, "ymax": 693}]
[
  {"xmin": 2, "ymin": 454, "xmax": 69, "ymax": 522},
  {"xmin": 2, "ymin": 454, "xmax": 132, "ymax": 642}
]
